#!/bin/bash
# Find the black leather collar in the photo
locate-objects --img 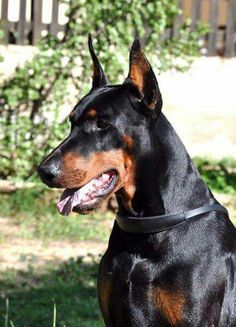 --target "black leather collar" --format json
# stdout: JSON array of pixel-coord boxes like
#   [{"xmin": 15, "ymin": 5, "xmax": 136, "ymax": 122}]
[{"xmin": 116, "ymin": 204, "xmax": 228, "ymax": 234}]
